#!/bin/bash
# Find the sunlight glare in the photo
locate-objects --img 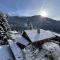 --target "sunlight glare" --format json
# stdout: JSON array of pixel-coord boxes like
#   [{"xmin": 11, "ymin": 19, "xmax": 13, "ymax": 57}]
[{"xmin": 40, "ymin": 11, "xmax": 48, "ymax": 17}]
